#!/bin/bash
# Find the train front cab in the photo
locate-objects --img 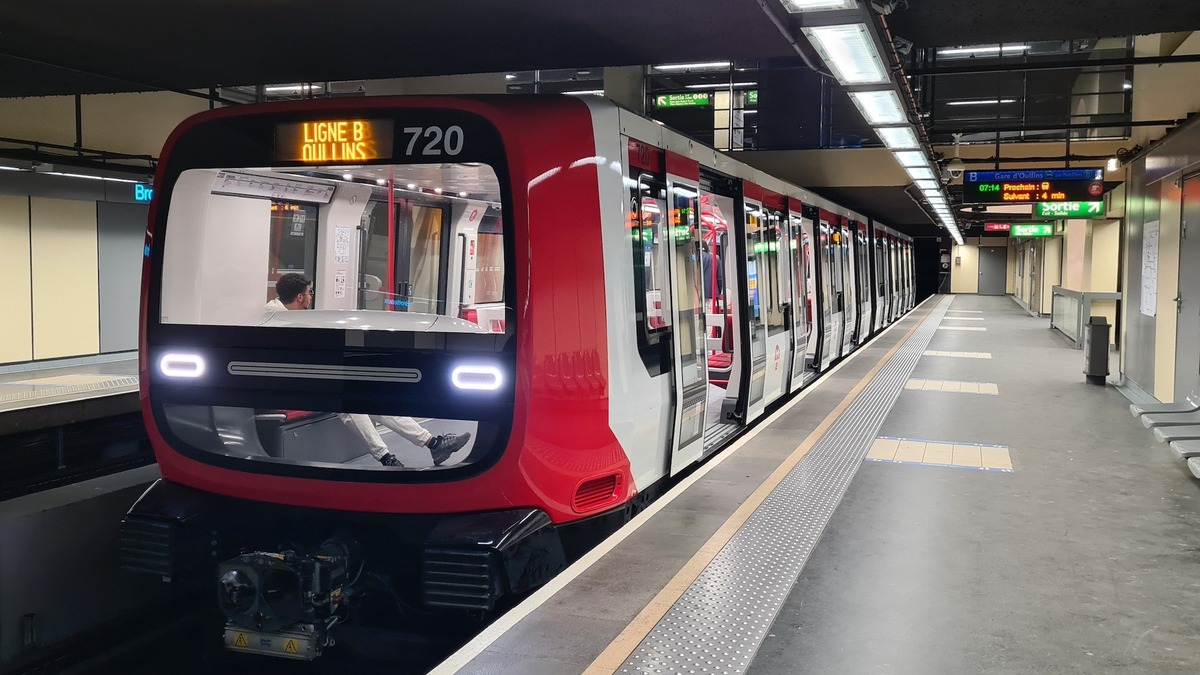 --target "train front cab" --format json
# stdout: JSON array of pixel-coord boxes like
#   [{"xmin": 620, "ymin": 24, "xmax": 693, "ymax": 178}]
[{"xmin": 122, "ymin": 98, "xmax": 667, "ymax": 657}]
